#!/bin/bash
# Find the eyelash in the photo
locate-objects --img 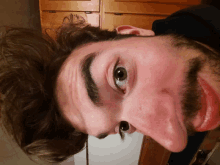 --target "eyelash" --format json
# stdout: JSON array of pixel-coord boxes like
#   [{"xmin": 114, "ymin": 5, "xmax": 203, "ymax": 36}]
[{"xmin": 113, "ymin": 59, "xmax": 128, "ymax": 94}]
